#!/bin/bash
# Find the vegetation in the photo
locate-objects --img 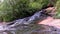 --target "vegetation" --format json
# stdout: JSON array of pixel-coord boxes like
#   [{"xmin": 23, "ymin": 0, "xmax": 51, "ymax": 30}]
[
  {"xmin": 54, "ymin": 0, "xmax": 60, "ymax": 19},
  {"xmin": 0, "ymin": 0, "xmax": 50, "ymax": 22},
  {"xmin": 0, "ymin": 0, "xmax": 59, "ymax": 22}
]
